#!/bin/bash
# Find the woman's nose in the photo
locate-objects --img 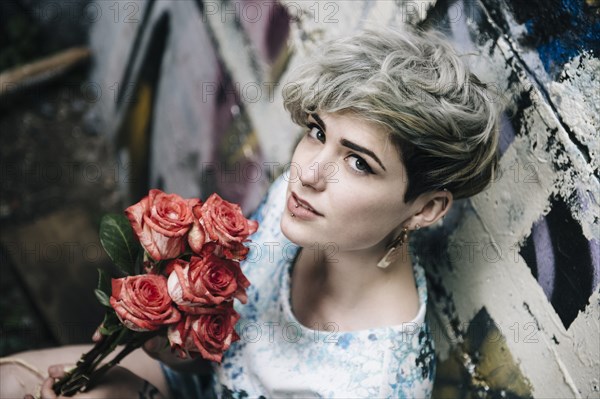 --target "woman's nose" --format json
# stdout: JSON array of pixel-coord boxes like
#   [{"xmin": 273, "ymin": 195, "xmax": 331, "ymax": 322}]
[{"xmin": 298, "ymin": 158, "xmax": 327, "ymax": 191}]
